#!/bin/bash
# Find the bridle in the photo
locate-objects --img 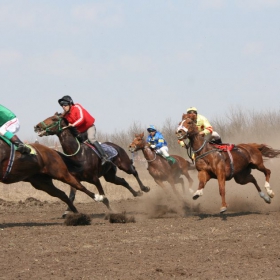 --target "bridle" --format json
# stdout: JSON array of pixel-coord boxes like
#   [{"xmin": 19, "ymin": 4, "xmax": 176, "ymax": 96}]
[
  {"xmin": 38, "ymin": 116, "xmax": 81, "ymax": 157},
  {"xmin": 130, "ymin": 138, "xmax": 157, "ymax": 163}
]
